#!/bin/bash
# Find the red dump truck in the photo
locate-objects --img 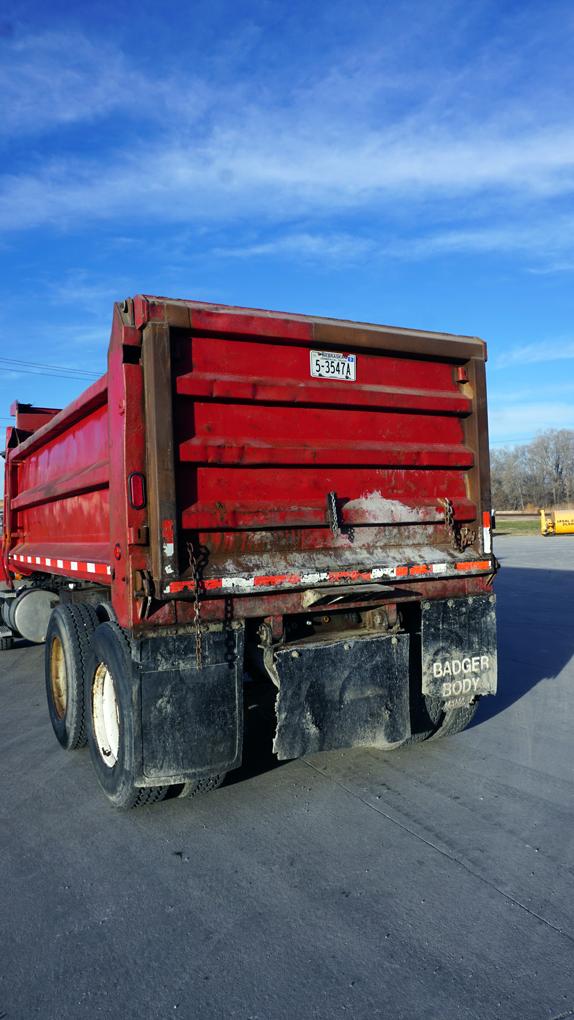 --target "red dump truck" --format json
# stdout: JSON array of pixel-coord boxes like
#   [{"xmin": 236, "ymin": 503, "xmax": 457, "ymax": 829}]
[{"xmin": 1, "ymin": 296, "xmax": 497, "ymax": 807}]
